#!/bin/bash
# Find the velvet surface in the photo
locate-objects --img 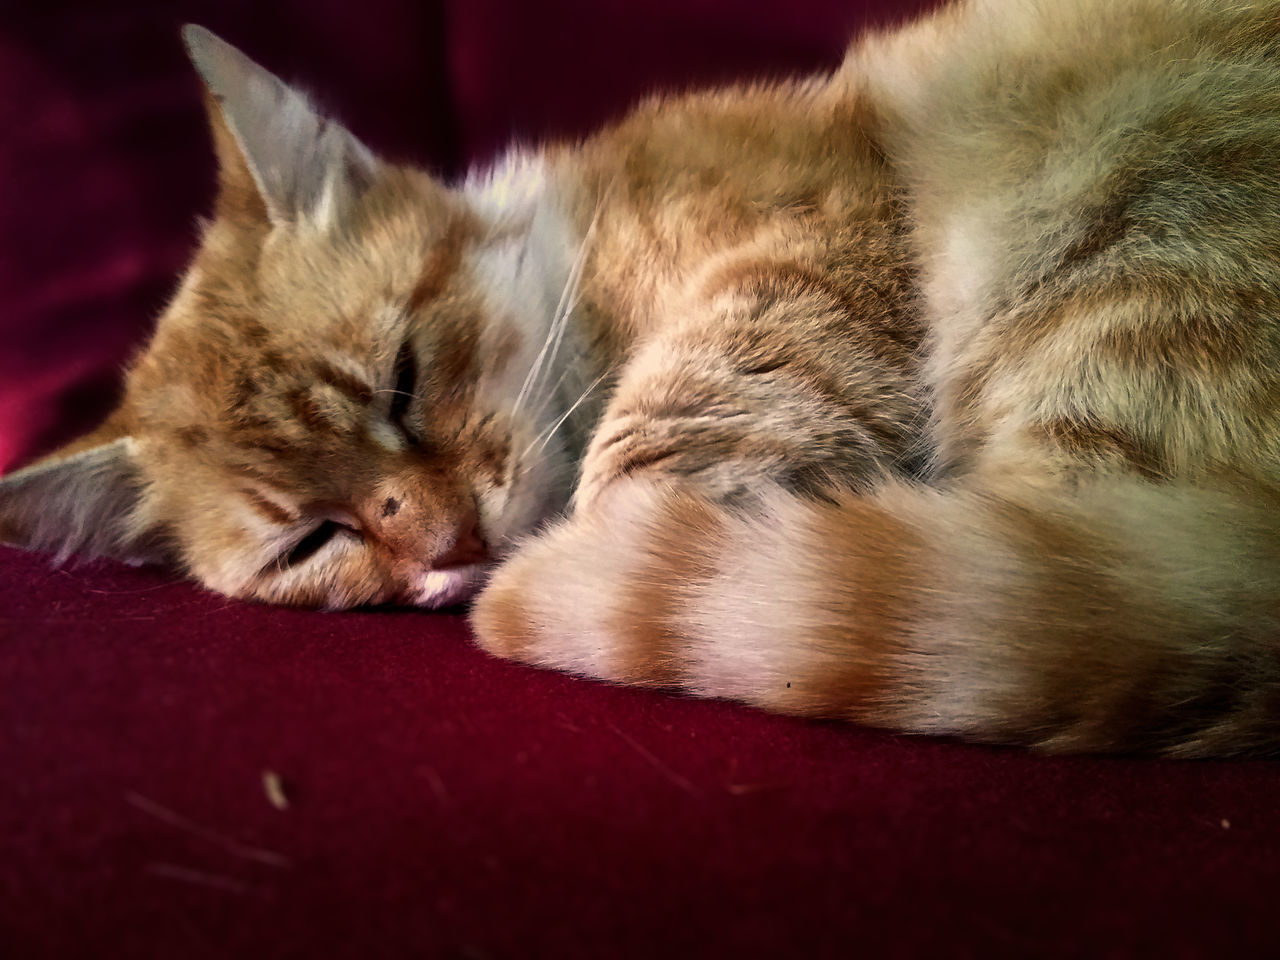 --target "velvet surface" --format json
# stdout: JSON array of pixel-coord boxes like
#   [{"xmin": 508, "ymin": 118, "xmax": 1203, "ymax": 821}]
[
  {"xmin": 3, "ymin": 1, "xmax": 1280, "ymax": 956},
  {"xmin": 6, "ymin": 546, "xmax": 1280, "ymax": 958}
]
